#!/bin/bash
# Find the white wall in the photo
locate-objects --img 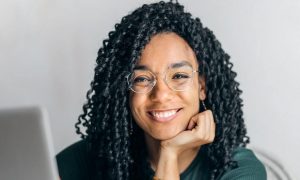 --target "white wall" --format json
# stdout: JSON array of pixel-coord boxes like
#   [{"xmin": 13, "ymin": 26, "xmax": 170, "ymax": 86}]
[{"xmin": 1, "ymin": 0, "xmax": 299, "ymax": 178}]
